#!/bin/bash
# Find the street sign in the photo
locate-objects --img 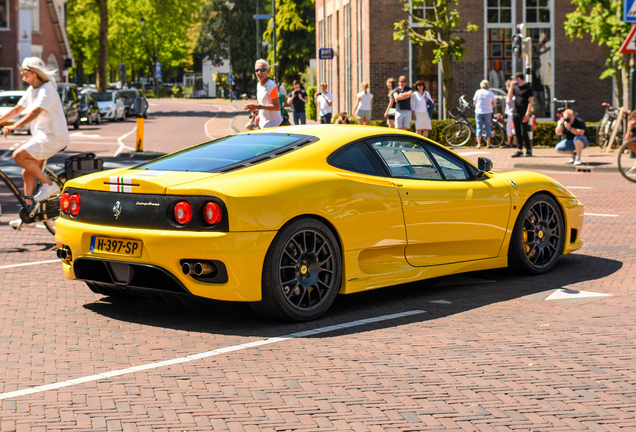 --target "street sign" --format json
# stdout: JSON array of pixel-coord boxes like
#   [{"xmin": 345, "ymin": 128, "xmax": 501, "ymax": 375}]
[
  {"xmin": 228, "ymin": 76, "xmax": 234, "ymax": 84},
  {"xmin": 155, "ymin": 62, "xmax": 162, "ymax": 80},
  {"xmin": 134, "ymin": 96, "xmax": 149, "ymax": 116},
  {"xmin": 620, "ymin": 24, "xmax": 636, "ymax": 54},
  {"xmin": 319, "ymin": 48, "xmax": 334, "ymax": 60},
  {"xmin": 625, "ymin": 0, "xmax": 636, "ymax": 23},
  {"xmin": 253, "ymin": 14, "xmax": 273, "ymax": 19}
]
